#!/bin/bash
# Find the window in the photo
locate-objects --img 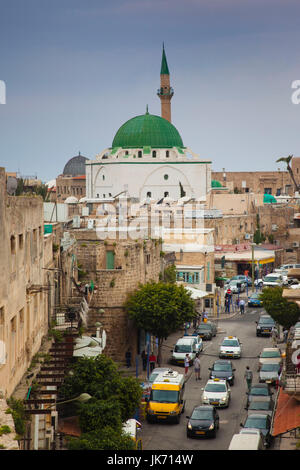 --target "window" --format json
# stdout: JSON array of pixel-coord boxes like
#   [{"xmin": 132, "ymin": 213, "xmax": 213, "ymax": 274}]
[
  {"xmin": 102, "ymin": 174, "xmax": 105, "ymax": 180},
  {"xmin": 164, "ymin": 174, "xmax": 169, "ymax": 180},
  {"xmin": 176, "ymin": 271, "xmax": 200, "ymax": 284},
  {"xmin": 276, "ymin": 188, "xmax": 281, "ymax": 196},
  {"xmin": 147, "ymin": 192, "xmax": 152, "ymax": 198},
  {"xmin": 10, "ymin": 235, "xmax": 16, "ymax": 254},
  {"xmin": 264, "ymin": 188, "xmax": 272, "ymax": 194},
  {"xmin": 164, "ymin": 191, "xmax": 169, "ymax": 197},
  {"xmin": 19, "ymin": 233, "xmax": 23, "ymax": 249},
  {"xmin": 138, "ymin": 151, "xmax": 142, "ymax": 158},
  {"xmin": 152, "ymin": 151, "xmax": 156, "ymax": 158},
  {"xmin": 166, "ymin": 151, "xmax": 169, "ymax": 158},
  {"xmin": 146, "ymin": 254, "xmax": 151, "ymax": 264},
  {"xmin": 106, "ymin": 251, "xmax": 115, "ymax": 270}
]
